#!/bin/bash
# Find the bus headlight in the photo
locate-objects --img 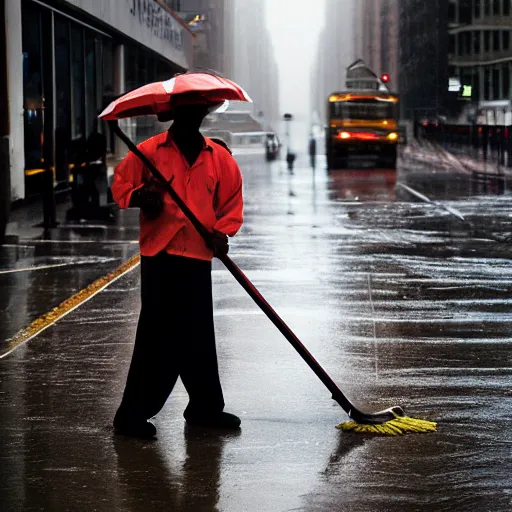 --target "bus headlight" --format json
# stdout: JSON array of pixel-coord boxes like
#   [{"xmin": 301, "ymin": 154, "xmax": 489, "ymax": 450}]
[{"xmin": 387, "ymin": 132, "xmax": 399, "ymax": 141}]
